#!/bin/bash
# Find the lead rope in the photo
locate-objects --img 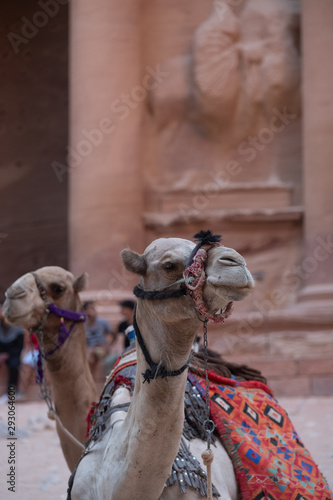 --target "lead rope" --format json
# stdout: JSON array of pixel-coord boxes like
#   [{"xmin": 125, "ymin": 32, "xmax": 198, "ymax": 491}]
[
  {"xmin": 30, "ymin": 324, "xmax": 84, "ymax": 452},
  {"xmin": 201, "ymin": 319, "xmax": 215, "ymax": 500}
]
